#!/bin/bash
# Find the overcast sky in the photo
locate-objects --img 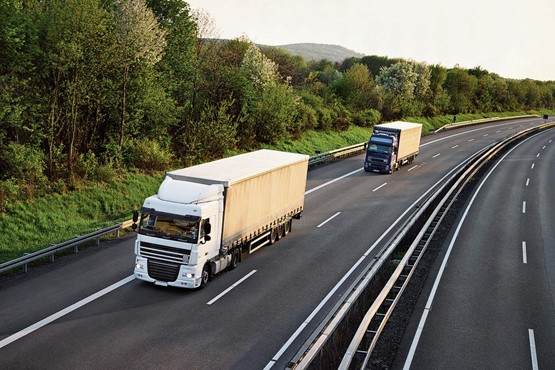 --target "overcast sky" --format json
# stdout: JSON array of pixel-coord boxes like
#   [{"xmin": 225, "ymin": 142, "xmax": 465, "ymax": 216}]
[{"xmin": 186, "ymin": 0, "xmax": 555, "ymax": 81}]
